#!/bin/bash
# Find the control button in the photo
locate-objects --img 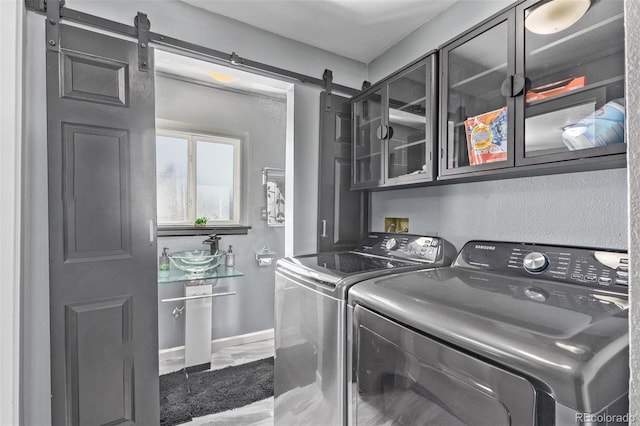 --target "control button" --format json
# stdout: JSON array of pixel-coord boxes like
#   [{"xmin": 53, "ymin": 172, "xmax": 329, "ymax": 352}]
[
  {"xmin": 431, "ymin": 239, "xmax": 439, "ymax": 247},
  {"xmin": 598, "ymin": 277, "xmax": 612, "ymax": 286},
  {"xmin": 584, "ymin": 275, "xmax": 597, "ymax": 282},
  {"xmin": 524, "ymin": 287, "xmax": 548, "ymax": 302},
  {"xmin": 620, "ymin": 258, "xmax": 629, "ymax": 265},
  {"xmin": 523, "ymin": 252, "xmax": 549, "ymax": 274},
  {"xmin": 571, "ymin": 273, "xmax": 583, "ymax": 280},
  {"xmin": 618, "ymin": 265, "xmax": 628, "ymax": 272},
  {"xmin": 426, "ymin": 248, "xmax": 434, "ymax": 256},
  {"xmin": 616, "ymin": 270, "xmax": 629, "ymax": 278},
  {"xmin": 615, "ymin": 279, "xmax": 628, "ymax": 286},
  {"xmin": 385, "ymin": 238, "xmax": 398, "ymax": 250}
]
